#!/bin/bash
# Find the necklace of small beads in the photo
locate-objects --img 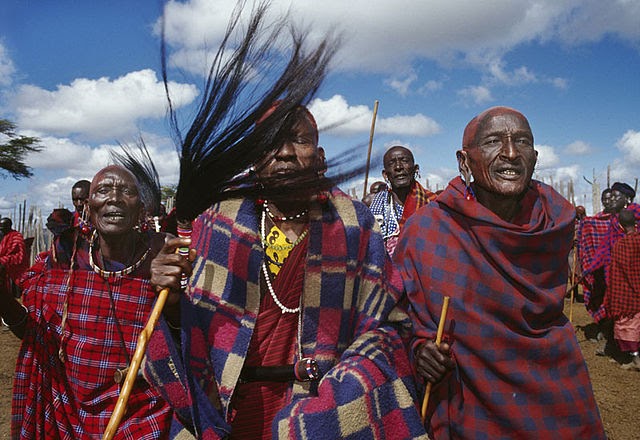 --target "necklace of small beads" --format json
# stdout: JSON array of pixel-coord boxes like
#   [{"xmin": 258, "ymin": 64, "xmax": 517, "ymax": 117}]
[
  {"xmin": 89, "ymin": 230, "xmax": 150, "ymax": 278},
  {"xmin": 261, "ymin": 208, "xmax": 301, "ymax": 314},
  {"xmin": 263, "ymin": 200, "xmax": 308, "ymax": 222}
]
